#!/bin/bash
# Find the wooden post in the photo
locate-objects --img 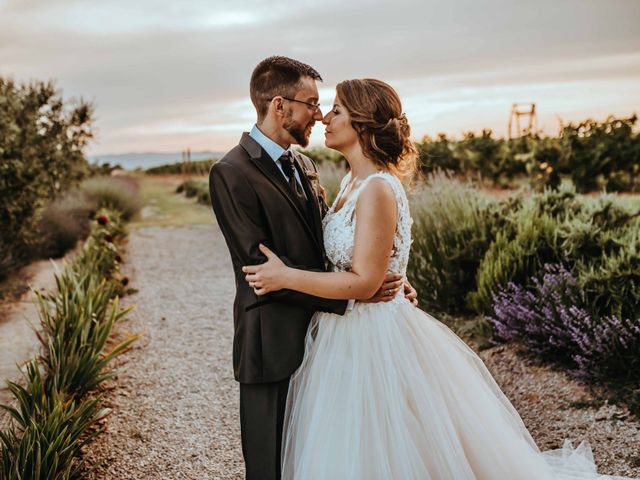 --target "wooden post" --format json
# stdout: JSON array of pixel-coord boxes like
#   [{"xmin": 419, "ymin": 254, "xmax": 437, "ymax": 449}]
[{"xmin": 509, "ymin": 103, "xmax": 537, "ymax": 139}]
